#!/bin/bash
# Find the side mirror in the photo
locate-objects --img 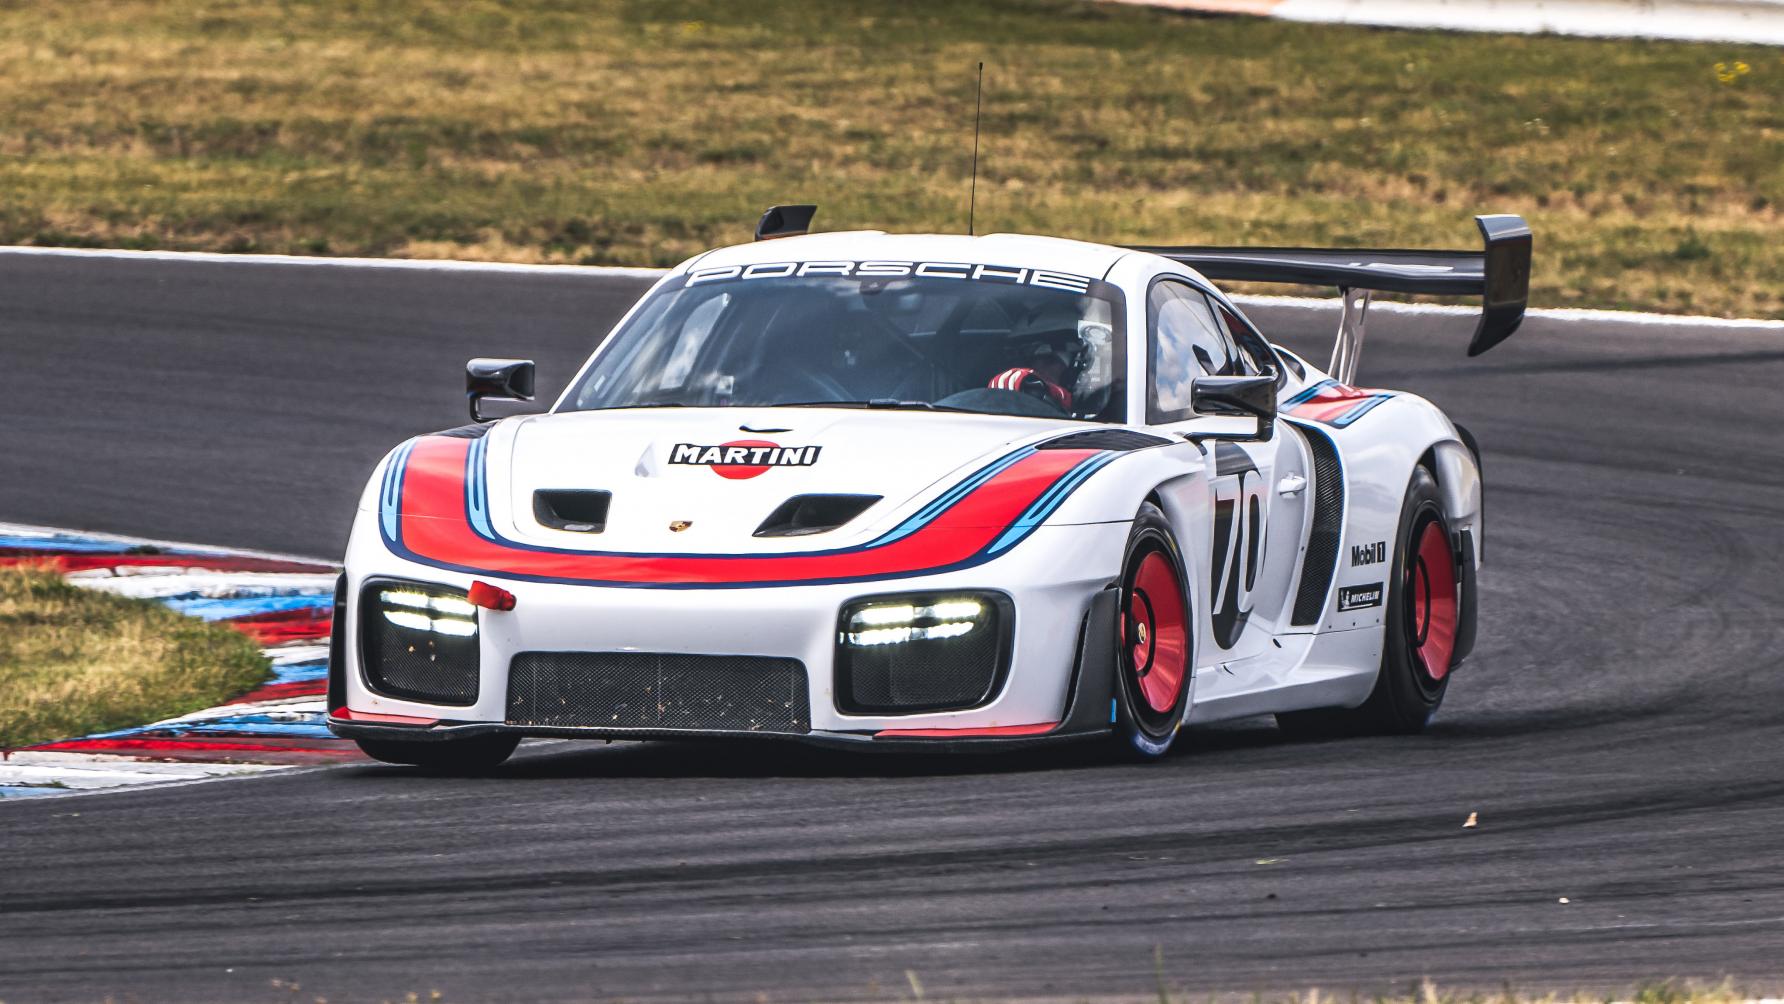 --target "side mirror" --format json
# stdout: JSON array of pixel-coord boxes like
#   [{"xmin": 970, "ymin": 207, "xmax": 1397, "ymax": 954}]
[
  {"xmin": 466, "ymin": 358, "xmax": 536, "ymax": 422},
  {"xmin": 1189, "ymin": 373, "xmax": 1277, "ymax": 442}
]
